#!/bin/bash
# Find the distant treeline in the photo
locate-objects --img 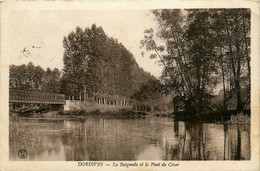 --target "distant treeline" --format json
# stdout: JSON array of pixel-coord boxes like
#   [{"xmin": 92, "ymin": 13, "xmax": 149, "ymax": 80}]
[{"xmin": 9, "ymin": 63, "xmax": 61, "ymax": 93}]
